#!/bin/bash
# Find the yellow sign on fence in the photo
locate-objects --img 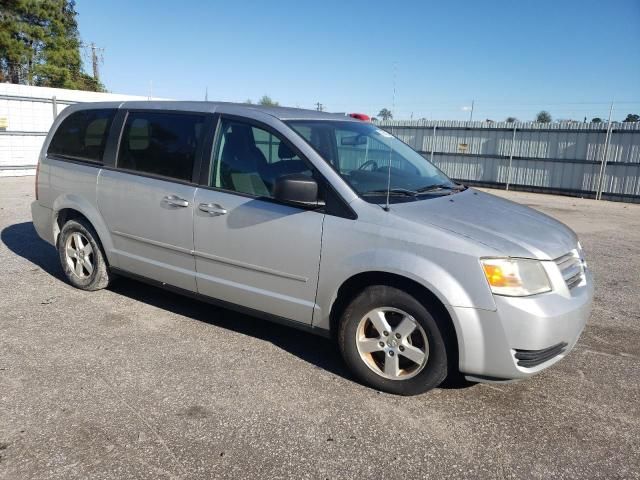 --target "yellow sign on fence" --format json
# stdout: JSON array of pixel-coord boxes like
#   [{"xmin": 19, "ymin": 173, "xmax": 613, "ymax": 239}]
[{"xmin": 0, "ymin": 117, "xmax": 8, "ymax": 129}]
